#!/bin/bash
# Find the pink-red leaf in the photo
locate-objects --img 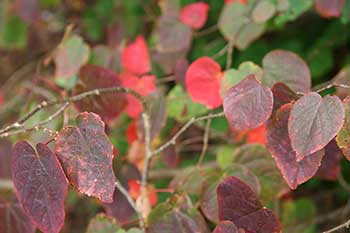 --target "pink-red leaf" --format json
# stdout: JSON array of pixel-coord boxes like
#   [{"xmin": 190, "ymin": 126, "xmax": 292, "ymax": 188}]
[
  {"xmin": 120, "ymin": 72, "xmax": 157, "ymax": 118},
  {"xmin": 11, "ymin": 141, "xmax": 67, "ymax": 233},
  {"xmin": 185, "ymin": 57, "xmax": 223, "ymax": 109},
  {"xmin": 180, "ymin": 2, "xmax": 209, "ymax": 30},
  {"xmin": 223, "ymin": 75, "xmax": 273, "ymax": 130},
  {"xmin": 288, "ymin": 92, "xmax": 344, "ymax": 161},
  {"xmin": 74, "ymin": 64, "xmax": 126, "ymax": 122},
  {"xmin": 315, "ymin": 140, "xmax": 342, "ymax": 181},
  {"xmin": 315, "ymin": 0, "xmax": 345, "ymax": 18},
  {"xmin": 121, "ymin": 35, "xmax": 151, "ymax": 75},
  {"xmin": 266, "ymin": 103, "xmax": 325, "ymax": 189},
  {"xmin": 213, "ymin": 221, "xmax": 240, "ymax": 233},
  {"xmin": 217, "ymin": 176, "xmax": 281, "ymax": 233},
  {"xmin": 55, "ymin": 112, "xmax": 115, "ymax": 203}
]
